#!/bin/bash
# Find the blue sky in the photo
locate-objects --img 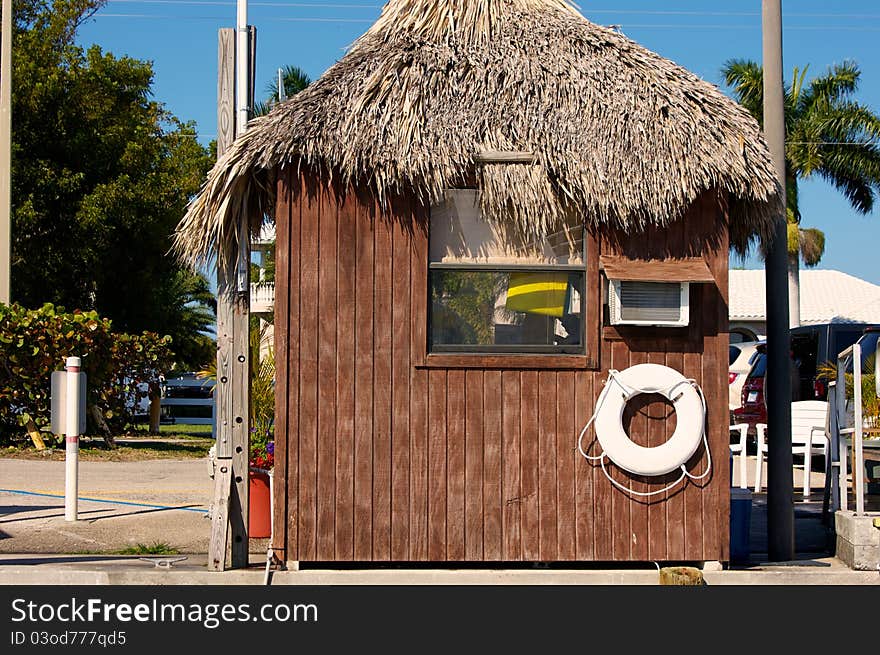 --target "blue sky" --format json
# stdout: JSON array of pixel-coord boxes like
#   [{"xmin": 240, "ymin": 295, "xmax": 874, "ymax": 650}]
[{"xmin": 77, "ymin": 0, "xmax": 880, "ymax": 285}]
